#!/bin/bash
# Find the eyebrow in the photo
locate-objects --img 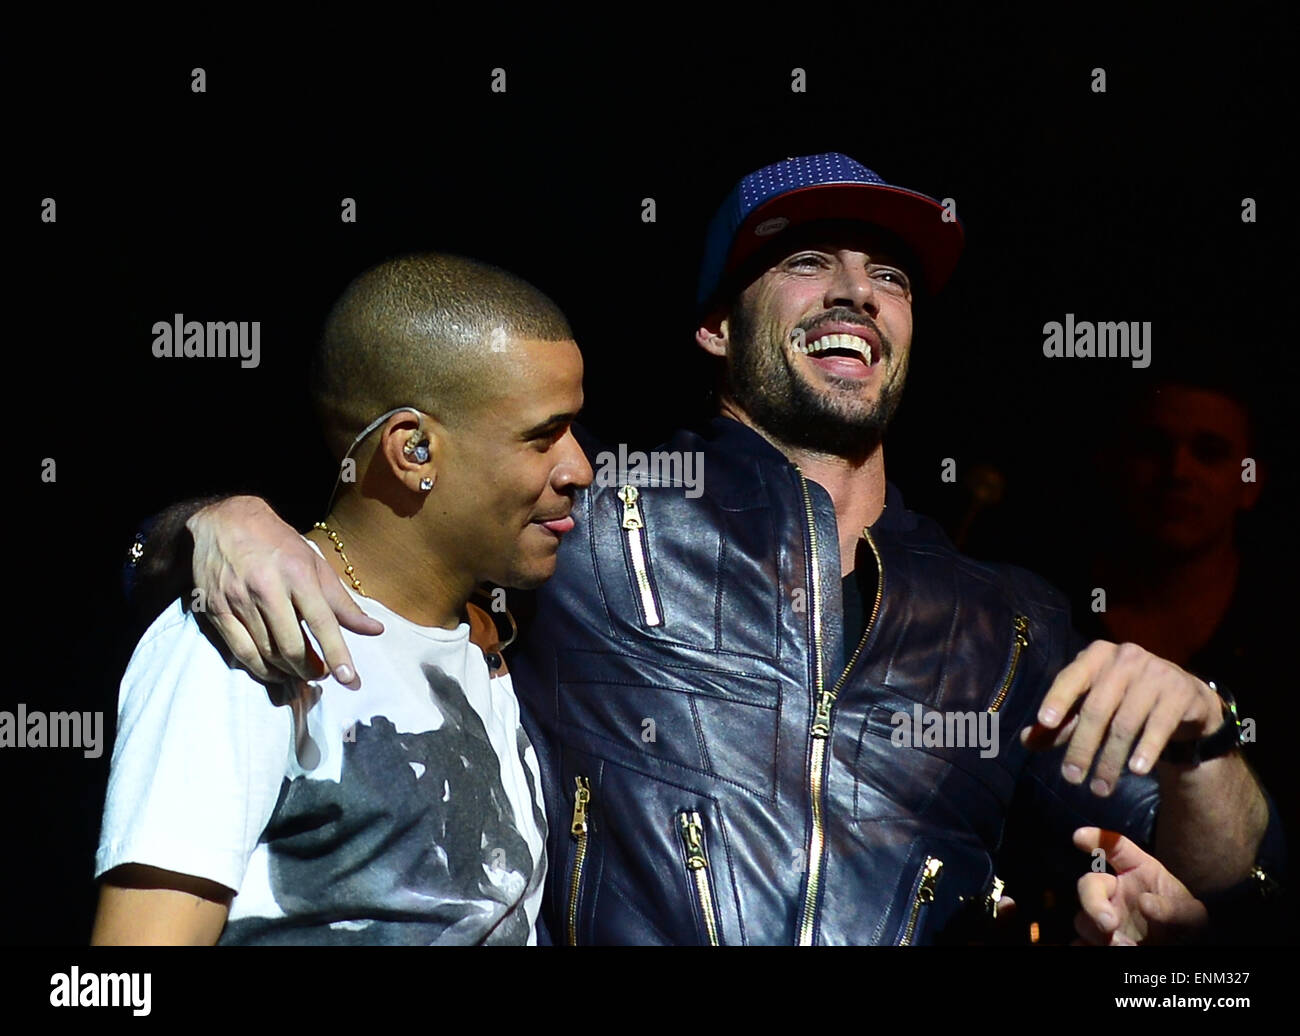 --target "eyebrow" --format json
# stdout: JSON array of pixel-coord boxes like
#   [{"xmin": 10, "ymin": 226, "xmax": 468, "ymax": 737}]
[{"xmin": 520, "ymin": 410, "xmax": 581, "ymax": 439}]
